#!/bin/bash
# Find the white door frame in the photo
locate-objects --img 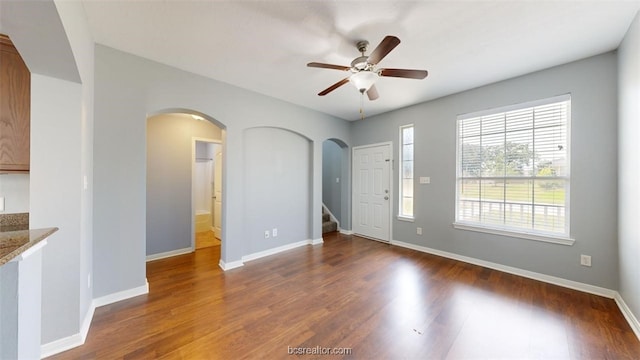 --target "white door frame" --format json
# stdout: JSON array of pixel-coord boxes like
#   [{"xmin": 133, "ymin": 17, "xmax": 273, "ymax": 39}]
[
  {"xmin": 191, "ymin": 137, "xmax": 222, "ymax": 250},
  {"xmin": 351, "ymin": 141, "xmax": 393, "ymax": 242}
]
